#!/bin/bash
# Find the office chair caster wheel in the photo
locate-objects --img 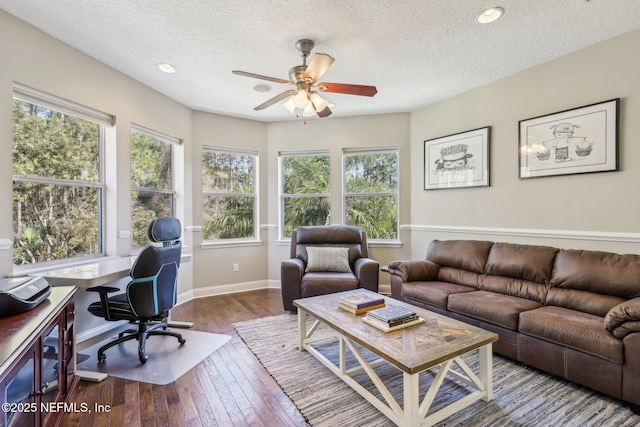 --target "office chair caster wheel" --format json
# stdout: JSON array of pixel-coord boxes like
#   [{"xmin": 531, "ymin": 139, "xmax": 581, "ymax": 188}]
[
  {"xmin": 138, "ymin": 351, "xmax": 148, "ymax": 364},
  {"xmin": 179, "ymin": 337, "xmax": 186, "ymax": 345},
  {"xmin": 98, "ymin": 353, "xmax": 106, "ymax": 363}
]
